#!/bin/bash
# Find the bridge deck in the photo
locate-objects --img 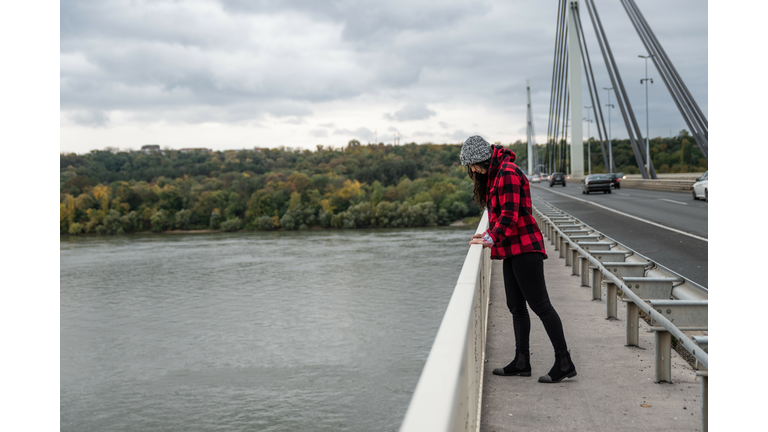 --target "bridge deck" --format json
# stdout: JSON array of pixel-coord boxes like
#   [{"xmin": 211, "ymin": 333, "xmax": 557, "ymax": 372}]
[{"xmin": 481, "ymin": 239, "xmax": 702, "ymax": 431}]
